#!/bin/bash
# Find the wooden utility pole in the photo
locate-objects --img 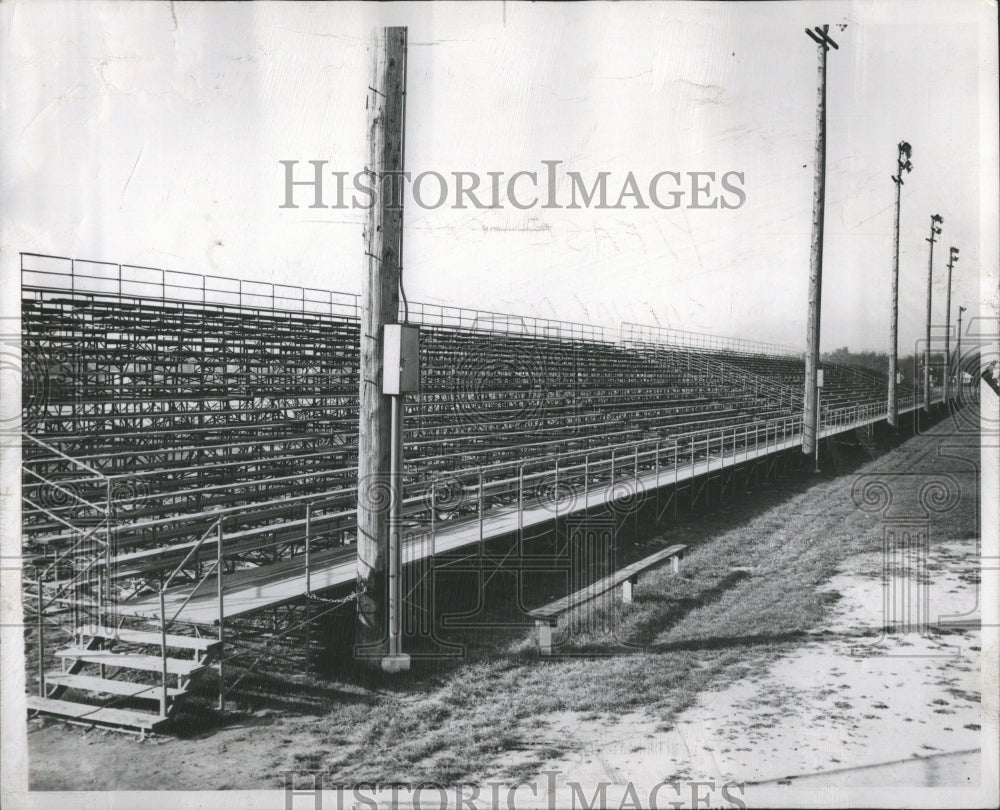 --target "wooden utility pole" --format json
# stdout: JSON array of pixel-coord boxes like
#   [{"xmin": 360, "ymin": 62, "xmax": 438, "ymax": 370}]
[
  {"xmin": 943, "ymin": 246, "xmax": 959, "ymax": 402},
  {"xmin": 888, "ymin": 141, "xmax": 912, "ymax": 428},
  {"xmin": 357, "ymin": 26, "xmax": 407, "ymax": 666},
  {"xmin": 923, "ymin": 214, "xmax": 943, "ymax": 413},
  {"xmin": 957, "ymin": 305, "xmax": 966, "ymax": 392},
  {"xmin": 802, "ymin": 25, "xmax": 839, "ymax": 458}
]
